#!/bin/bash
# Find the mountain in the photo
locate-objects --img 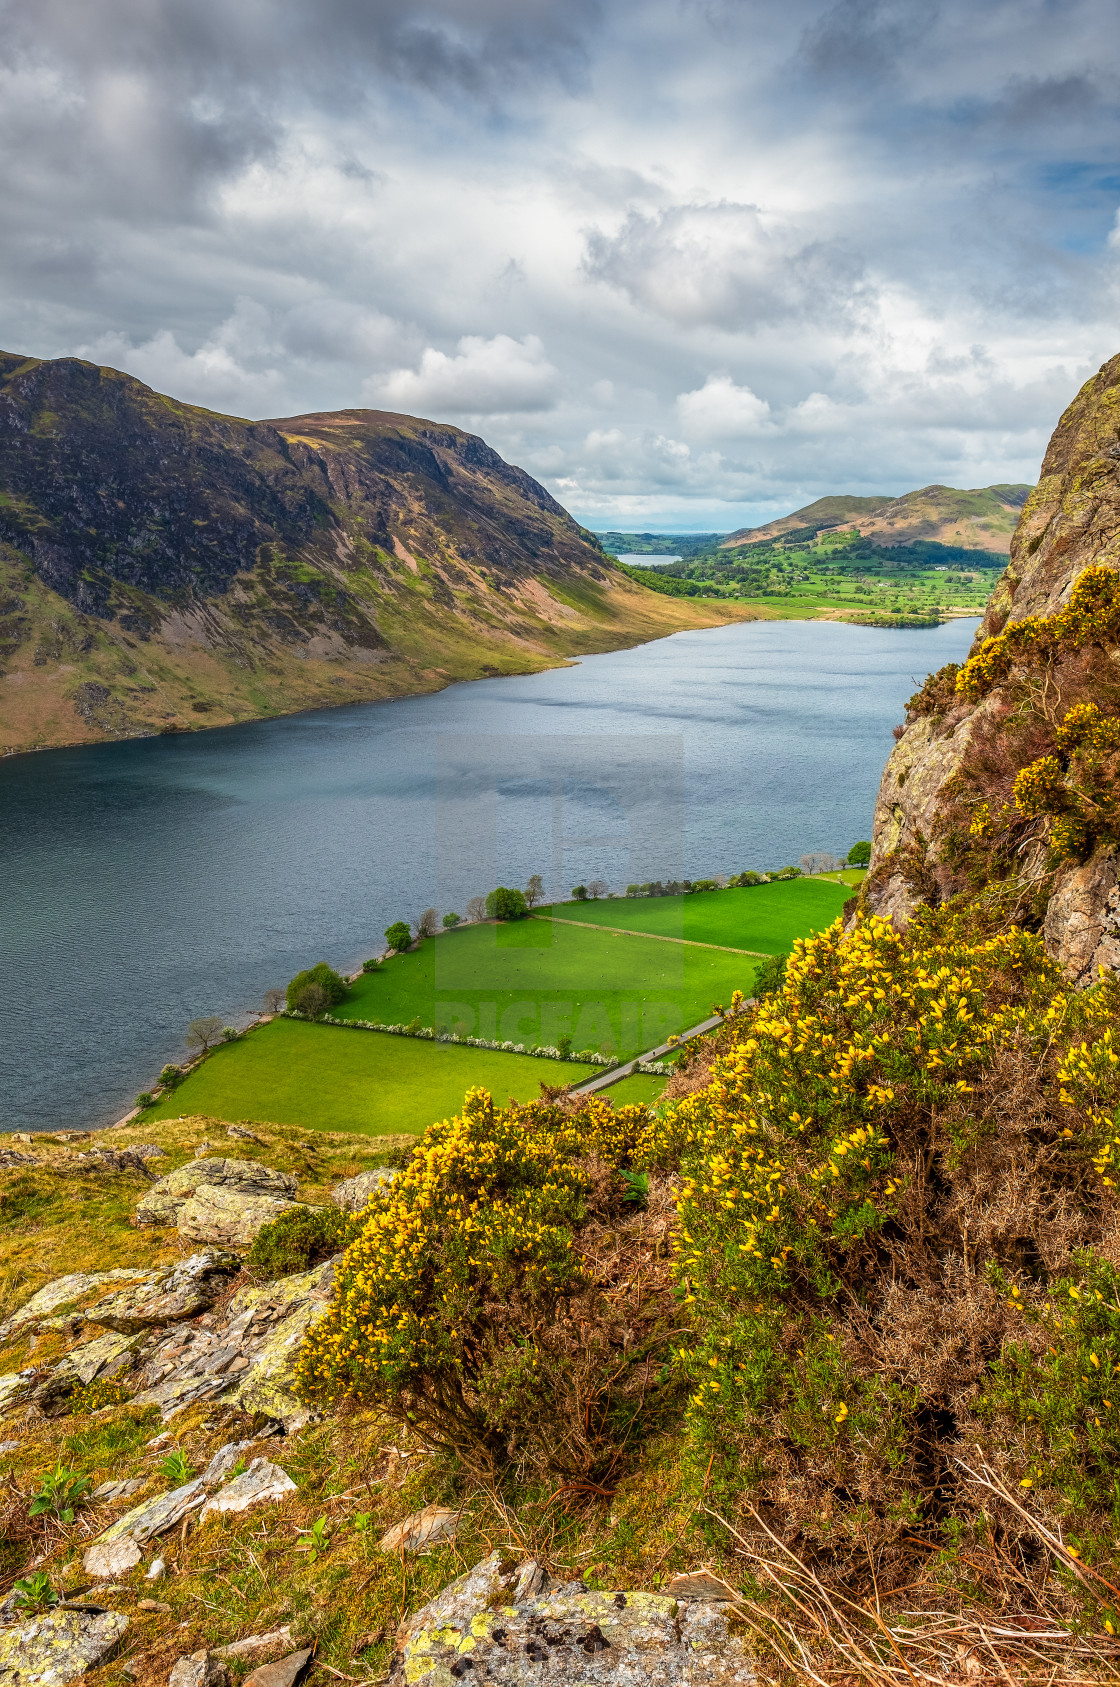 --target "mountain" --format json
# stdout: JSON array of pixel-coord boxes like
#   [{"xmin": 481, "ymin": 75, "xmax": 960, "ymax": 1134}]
[
  {"xmin": 722, "ymin": 483, "xmax": 1033, "ymax": 552},
  {"xmin": 0, "ymin": 352, "xmax": 749, "ymax": 754}
]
